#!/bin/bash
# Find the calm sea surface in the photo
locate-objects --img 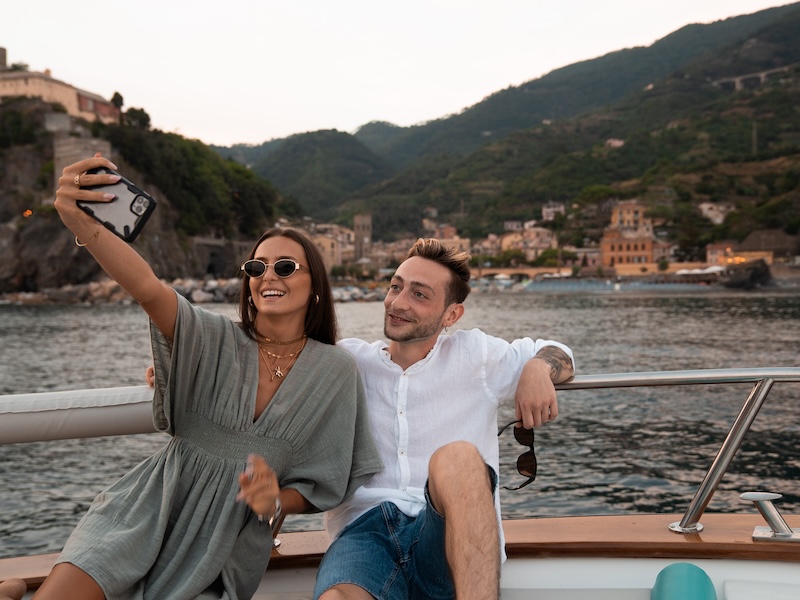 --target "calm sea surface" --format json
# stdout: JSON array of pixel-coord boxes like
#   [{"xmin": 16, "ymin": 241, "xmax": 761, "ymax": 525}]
[{"xmin": 1, "ymin": 289, "xmax": 799, "ymax": 558}]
